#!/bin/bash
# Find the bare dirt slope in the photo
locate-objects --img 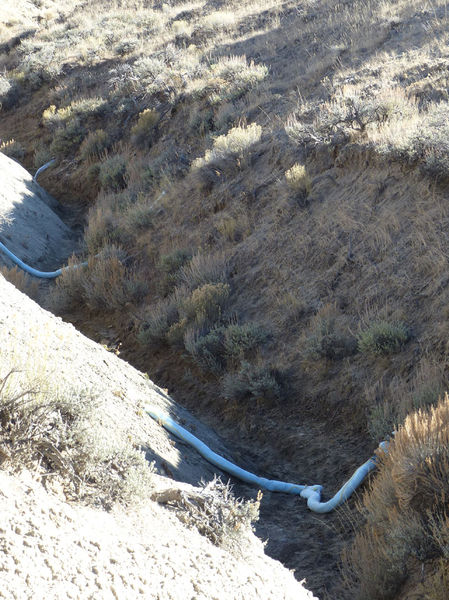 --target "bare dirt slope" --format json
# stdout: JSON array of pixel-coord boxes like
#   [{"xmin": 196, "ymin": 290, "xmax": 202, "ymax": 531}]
[{"xmin": 0, "ymin": 153, "xmax": 75, "ymax": 271}]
